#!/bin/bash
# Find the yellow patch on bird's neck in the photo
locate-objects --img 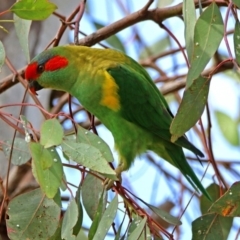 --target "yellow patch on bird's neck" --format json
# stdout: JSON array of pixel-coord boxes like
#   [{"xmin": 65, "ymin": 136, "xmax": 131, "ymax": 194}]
[{"xmin": 100, "ymin": 71, "xmax": 120, "ymax": 111}]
